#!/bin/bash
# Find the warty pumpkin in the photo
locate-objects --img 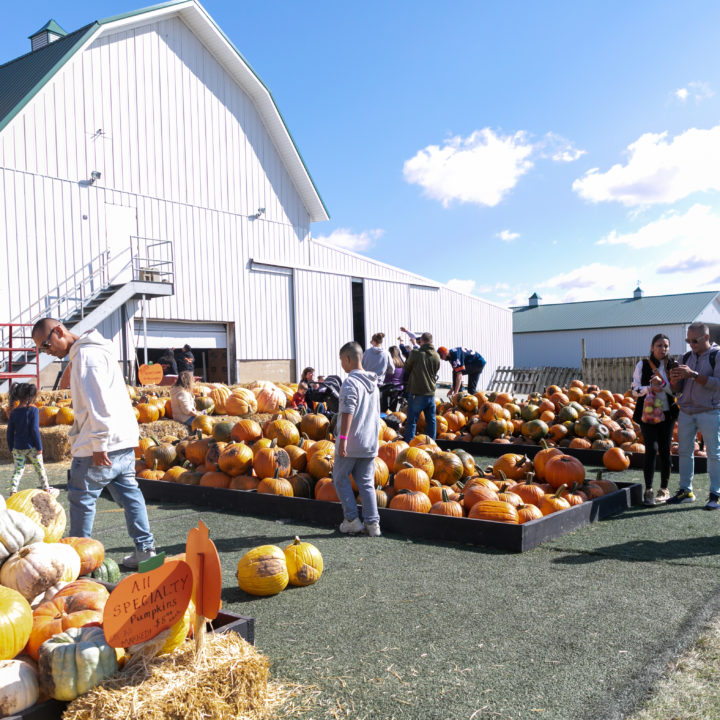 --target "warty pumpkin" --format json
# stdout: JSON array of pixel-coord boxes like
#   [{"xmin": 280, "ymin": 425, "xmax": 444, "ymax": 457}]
[{"xmin": 236, "ymin": 545, "xmax": 289, "ymax": 596}]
